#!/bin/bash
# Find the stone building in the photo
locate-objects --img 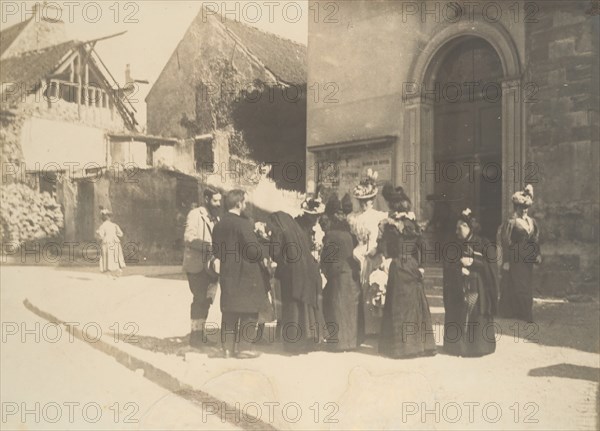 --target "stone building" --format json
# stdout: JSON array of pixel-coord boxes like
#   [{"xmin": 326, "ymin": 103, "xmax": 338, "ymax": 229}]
[
  {"xmin": 307, "ymin": 0, "xmax": 599, "ymax": 294},
  {"xmin": 146, "ymin": 7, "xmax": 308, "ymax": 190}
]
